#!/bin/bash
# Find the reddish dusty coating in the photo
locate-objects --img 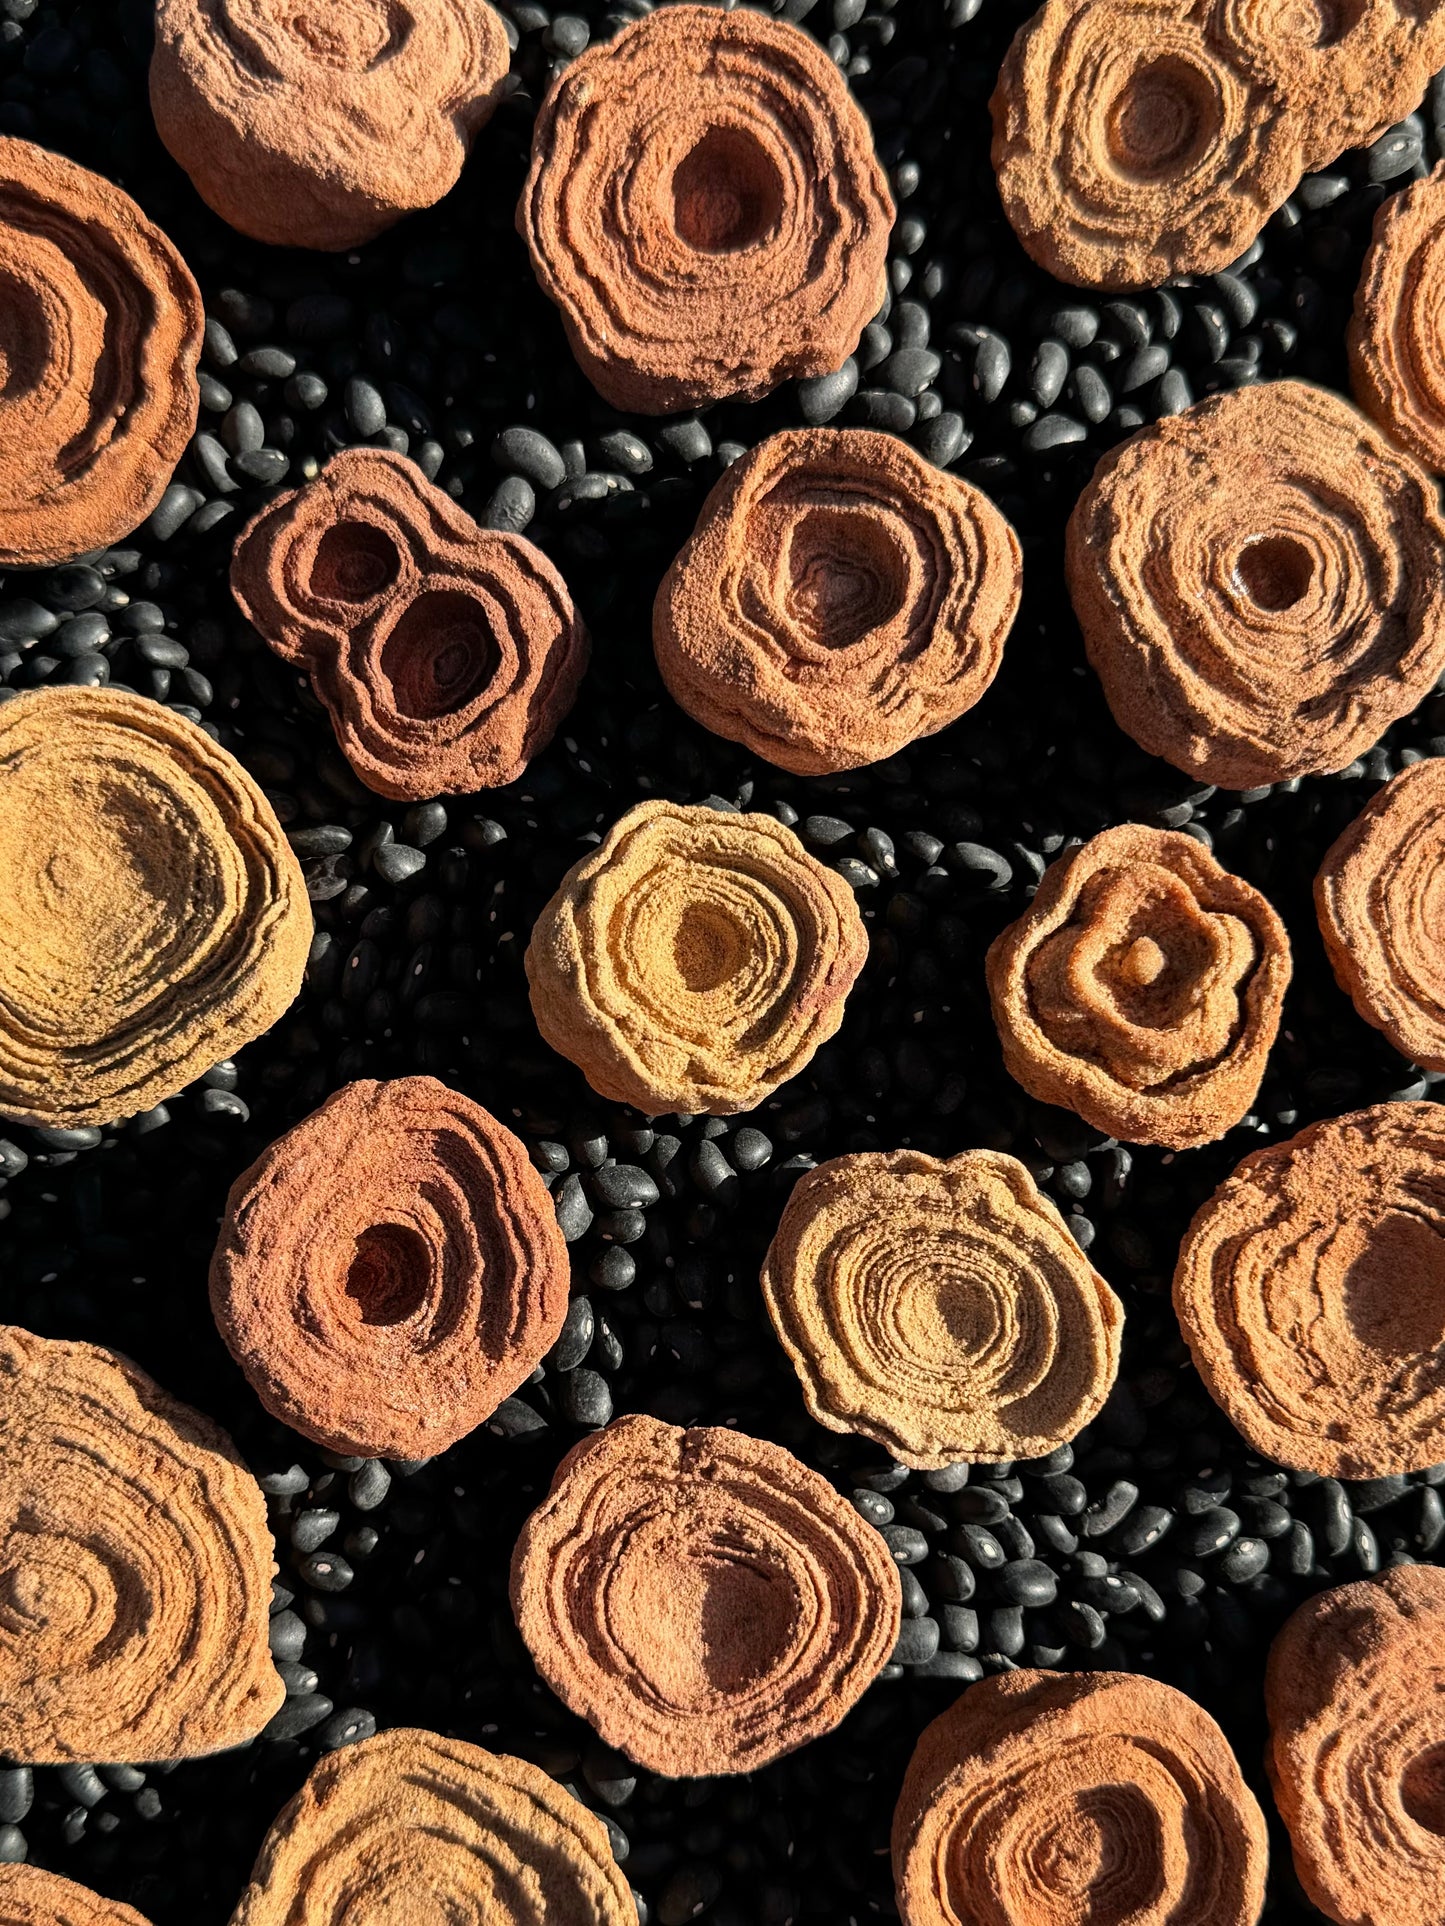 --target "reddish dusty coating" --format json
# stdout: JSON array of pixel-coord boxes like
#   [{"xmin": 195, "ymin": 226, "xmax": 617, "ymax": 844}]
[
  {"xmin": 519, "ymin": 4, "xmax": 894, "ymax": 413},
  {"xmin": 760, "ymin": 1149, "xmax": 1122, "ymax": 1468},
  {"xmin": 509, "ymin": 1413, "xmax": 902, "ymax": 1778},
  {"xmin": 525, "ymin": 801, "xmax": 868, "ymax": 1116},
  {"xmin": 231, "ymin": 1727, "xmax": 638, "ymax": 1926},
  {"xmin": 1267, "ymin": 1566, "xmax": 1445, "ymax": 1926},
  {"xmin": 892, "ymin": 1669, "xmax": 1268, "ymax": 1926},
  {"xmin": 150, "ymin": 0, "xmax": 511, "ymax": 250},
  {"xmin": 1067, "ymin": 380, "xmax": 1445, "ymax": 788},
  {"xmin": 0, "ymin": 1325, "xmax": 284, "ymax": 1764},
  {"xmin": 653, "ymin": 428, "xmax": 1022, "ymax": 775},
  {"xmin": 0, "ymin": 135, "xmax": 201, "ymax": 565},
  {"xmin": 1350, "ymin": 164, "xmax": 1445, "ymax": 475},
  {"xmin": 210, "ymin": 1077, "xmax": 571, "ymax": 1460},
  {"xmin": 986, "ymin": 824, "xmax": 1291, "ymax": 1148},
  {"xmin": 1174, "ymin": 1103, "xmax": 1445, "ymax": 1479},
  {"xmin": 0, "ymin": 1867, "xmax": 155, "ymax": 1926},
  {"xmin": 231, "ymin": 447, "xmax": 588, "ymax": 801}
]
